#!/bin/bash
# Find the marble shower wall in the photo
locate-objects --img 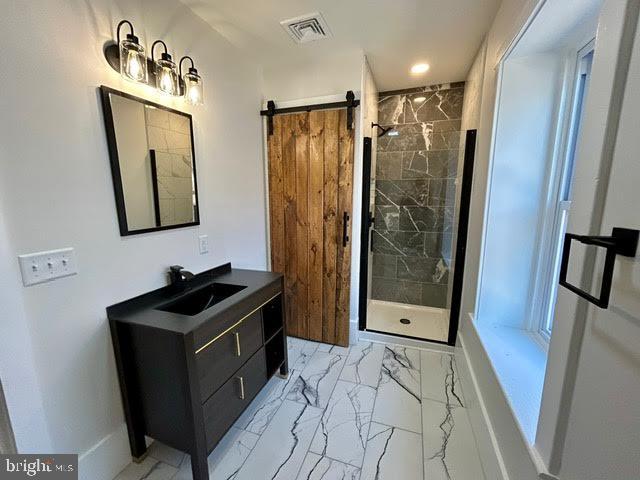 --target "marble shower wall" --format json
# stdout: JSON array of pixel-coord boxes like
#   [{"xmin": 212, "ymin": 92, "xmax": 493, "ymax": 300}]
[{"xmin": 371, "ymin": 83, "xmax": 464, "ymax": 307}]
